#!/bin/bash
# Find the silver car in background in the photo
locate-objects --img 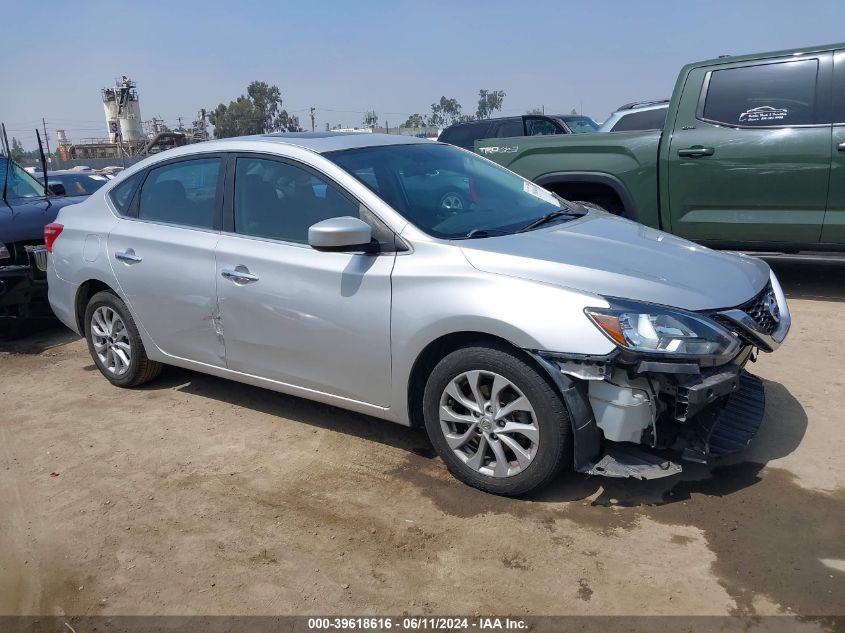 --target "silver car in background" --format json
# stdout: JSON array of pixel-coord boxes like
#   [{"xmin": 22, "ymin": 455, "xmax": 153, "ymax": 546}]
[{"xmin": 46, "ymin": 133, "xmax": 790, "ymax": 495}]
